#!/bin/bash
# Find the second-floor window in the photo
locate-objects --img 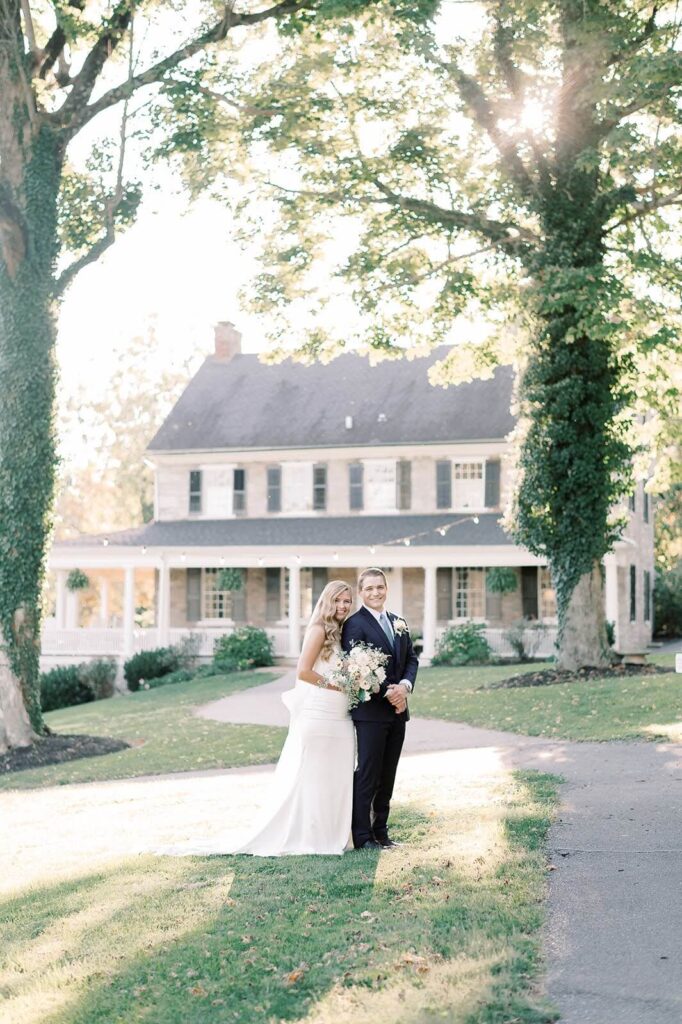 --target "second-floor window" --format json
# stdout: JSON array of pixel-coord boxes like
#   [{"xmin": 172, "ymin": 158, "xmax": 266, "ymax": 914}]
[
  {"xmin": 189, "ymin": 470, "xmax": 202, "ymax": 513},
  {"xmin": 629, "ymin": 565, "xmax": 636, "ymax": 621},
  {"xmin": 233, "ymin": 468, "xmax": 246, "ymax": 514},
  {"xmin": 644, "ymin": 569, "xmax": 651, "ymax": 622},
  {"xmin": 349, "ymin": 462, "xmax": 364, "ymax": 510},
  {"xmin": 453, "ymin": 462, "xmax": 484, "ymax": 507},
  {"xmin": 643, "ymin": 488, "xmax": 650, "ymax": 523},
  {"xmin": 436, "ymin": 461, "xmax": 451, "ymax": 508},
  {"xmin": 313, "ymin": 464, "xmax": 327, "ymax": 511},
  {"xmin": 396, "ymin": 460, "xmax": 411, "ymax": 510},
  {"xmin": 267, "ymin": 466, "xmax": 281, "ymax": 512},
  {"xmin": 628, "ymin": 489, "xmax": 636, "ymax": 513}
]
